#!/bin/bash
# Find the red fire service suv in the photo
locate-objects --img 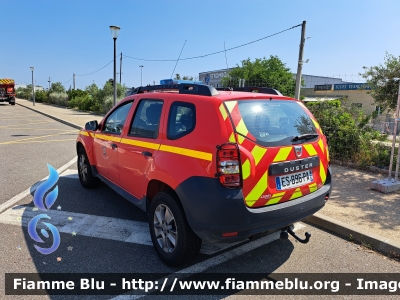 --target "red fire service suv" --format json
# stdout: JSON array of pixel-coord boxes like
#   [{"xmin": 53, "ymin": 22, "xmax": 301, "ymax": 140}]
[{"xmin": 76, "ymin": 80, "xmax": 332, "ymax": 266}]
